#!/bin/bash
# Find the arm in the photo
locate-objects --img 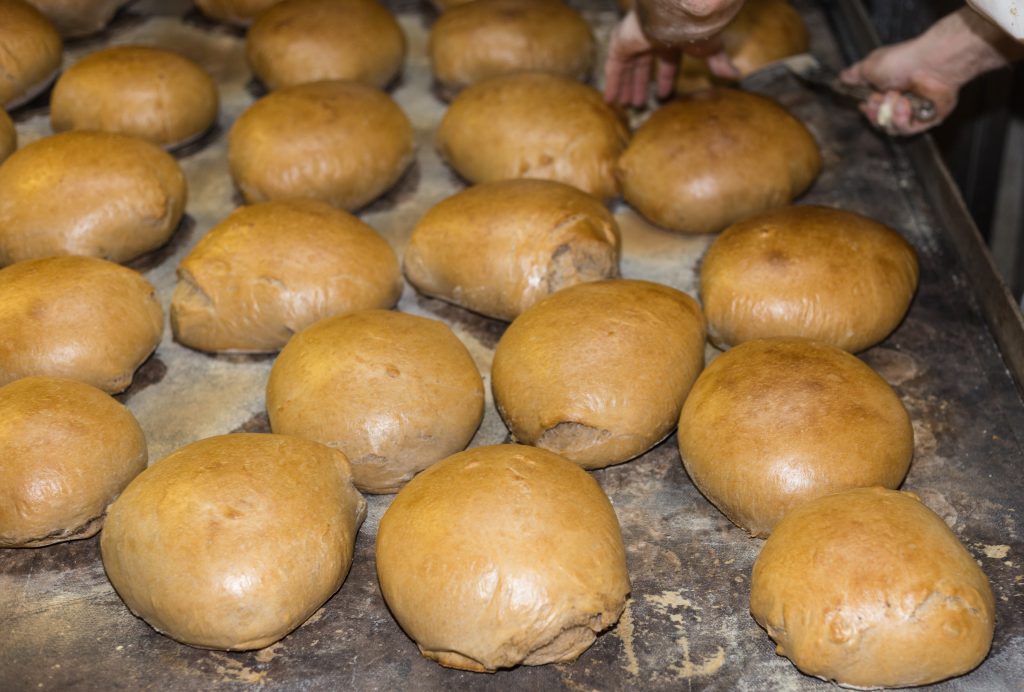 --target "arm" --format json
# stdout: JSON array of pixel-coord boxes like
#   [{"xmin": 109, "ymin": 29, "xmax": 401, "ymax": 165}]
[
  {"xmin": 604, "ymin": 1, "xmax": 745, "ymax": 107},
  {"xmin": 839, "ymin": 5, "xmax": 1024, "ymax": 135}
]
